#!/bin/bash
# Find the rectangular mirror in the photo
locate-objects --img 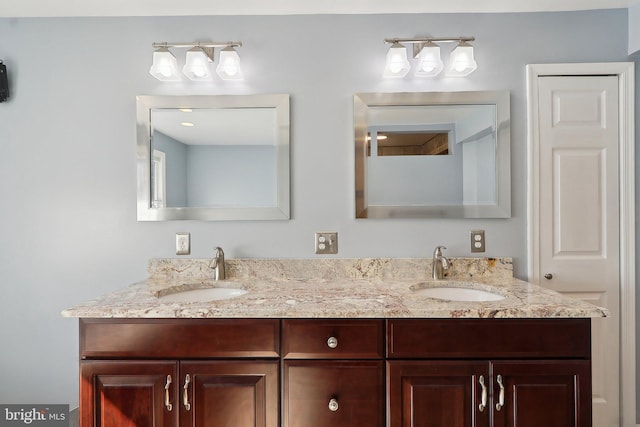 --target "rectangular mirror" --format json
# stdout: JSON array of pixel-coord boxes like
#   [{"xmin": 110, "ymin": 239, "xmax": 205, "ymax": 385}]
[
  {"xmin": 354, "ymin": 91, "xmax": 510, "ymax": 218},
  {"xmin": 137, "ymin": 94, "xmax": 290, "ymax": 221}
]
